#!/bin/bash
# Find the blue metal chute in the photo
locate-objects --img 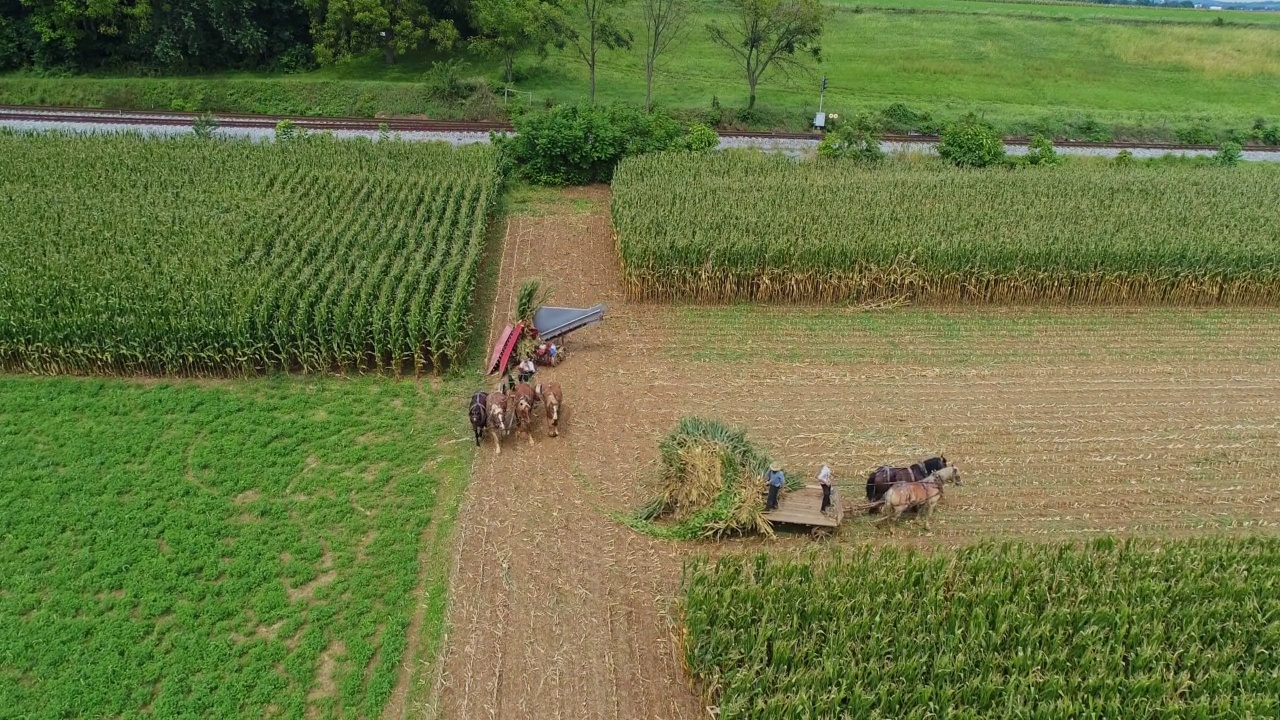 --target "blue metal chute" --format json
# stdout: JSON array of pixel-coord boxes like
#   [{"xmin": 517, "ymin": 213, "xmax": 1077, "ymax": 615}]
[{"xmin": 532, "ymin": 304, "xmax": 606, "ymax": 342}]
